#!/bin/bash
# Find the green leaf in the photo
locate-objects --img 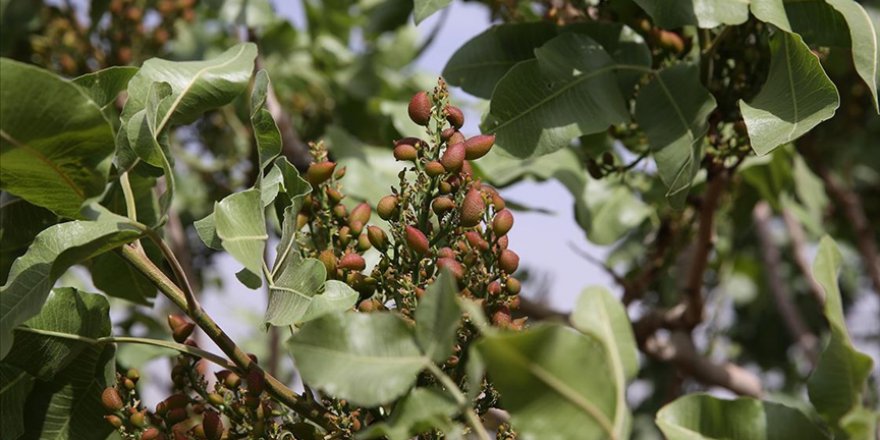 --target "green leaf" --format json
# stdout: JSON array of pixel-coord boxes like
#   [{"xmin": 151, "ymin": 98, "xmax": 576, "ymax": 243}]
[
  {"xmin": 357, "ymin": 388, "xmax": 459, "ymax": 440},
  {"xmin": 825, "ymin": 0, "xmax": 880, "ymax": 113},
  {"xmin": 214, "ymin": 188, "xmax": 268, "ymax": 287},
  {"xmin": 0, "ymin": 364, "xmax": 34, "ymax": 440},
  {"xmin": 632, "ymin": 0, "xmax": 750, "ymax": 28},
  {"xmin": 250, "ymin": 69, "xmax": 282, "ymax": 173},
  {"xmin": 807, "ymin": 236, "xmax": 874, "ymax": 424},
  {"xmin": 5, "ymin": 288, "xmax": 111, "ymax": 380},
  {"xmin": 486, "ymin": 33, "xmax": 629, "ymax": 158},
  {"xmin": 0, "ymin": 58, "xmax": 115, "ymax": 218},
  {"xmin": 220, "ymin": 0, "xmax": 276, "ymax": 28},
  {"xmin": 269, "ymin": 156, "xmax": 311, "ymax": 212},
  {"xmin": 0, "ymin": 196, "xmax": 58, "ymax": 282},
  {"xmin": 289, "ymin": 312, "xmax": 428, "ymax": 407},
  {"xmin": 265, "ymin": 257, "xmax": 326, "ymax": 326},
  {"xmin": 72, "ymin": 66, "xmax": 139, "ymax": 109},
  {"xmin": 561, "ymin": 23, "xmax": 652, "ymax": 92},
  {"xmin": 571, "ymin": 287, "xmax": 638, "ymax": 381},
  {"xmin": 750, "ymin": 0, "xmax": 852, "ymax": 48},
  {"xmin": 578, "ymin": 177, "xmax": 652, "ymax": 245},
  {"xmin": 739, "ymin": 31, "xmax": 839, "ymax": 156},
  {"xmin": 443, "ymin": 22, "xmax": 558, "ymax": 99},
  {"xmin": 655, "ymin": 393, "xmax": 828, "ymax": 439},
  {"xmin": 87, "ymin": 251, "xmax": 157, "ymax": 305},
  {"xmin": 413, "ymin": 0, "xmax": 450, "ymax": 24},
  {"xmin": 635, "ymin": 63, "xmax": 716, "ymax": 206},
  {"xmin": 0, "ymin": 209, "xmax": 141, "ymax": 359},
  {"xmin": 476, "ymin": 324, "xmax": 623, "ymax": 439},
  {"xmin": 415, "ymin": 270, "xmax": 461, "ymax": 363},
  {"xmin": 840, "ymin": 407, "xmax": 879, "ymax": 440},
  {"xmin": 298, "ymin": 280, "xmax": 359, "ymax": 323},
  {"xmin": 194, "ymin": 213, "xmax": 222, "ymax": 250},
  {"xmin": 325, "ymin": 126, "xmax": 400, "ymax": 204}
]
